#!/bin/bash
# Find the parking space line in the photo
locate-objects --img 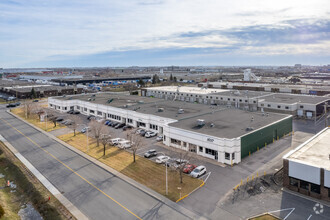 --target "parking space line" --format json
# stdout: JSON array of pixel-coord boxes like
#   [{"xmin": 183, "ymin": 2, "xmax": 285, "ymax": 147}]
[
  {"xmin": 307, "ymin": 214, "xmax": 312, "ymax": 220},
  {"xmin": 268, "ymin": 208, "xmax": 295, "ymax": 220}
]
